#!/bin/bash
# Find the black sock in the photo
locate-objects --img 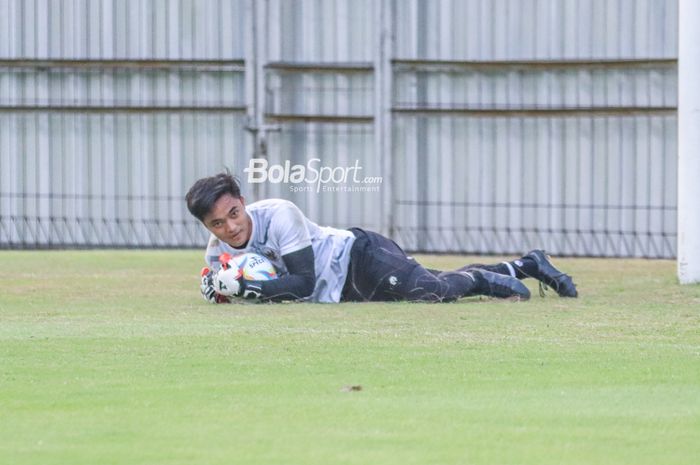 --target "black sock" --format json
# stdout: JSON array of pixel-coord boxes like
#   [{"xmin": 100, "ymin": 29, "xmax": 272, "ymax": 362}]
[
  {"xmin": 458, "ymin": 257, "xmax": 539, "ymax": 280},
  {"xmin": 460, "ymin": 263, "xmax": 512, "ymax": 277},
  {"xmin": 510, "ymin": 257, "xmax": 538, "ymax": 279}
]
